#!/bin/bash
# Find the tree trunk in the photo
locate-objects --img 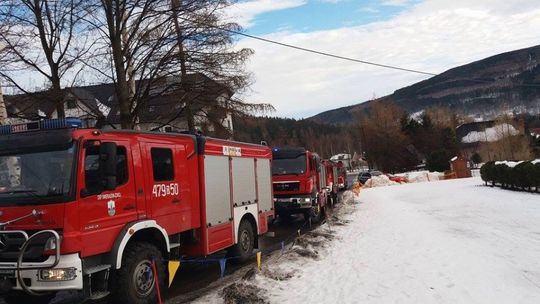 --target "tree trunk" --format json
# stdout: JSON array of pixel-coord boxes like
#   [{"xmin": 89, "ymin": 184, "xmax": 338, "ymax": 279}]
[
  {"xmin": 171, "ymin": 0, "xmax": 195, "ymax": 132},
  {"xmin": 103, "ymin": 1, "xmax": 133, "ymax": 129},
  {"xmin": 52, "ymin": 80, "xmax": 65, "ymax": 119},
  {"xmin": 0, "ymin": 84, "xmax": 7, "ymax": 125}
]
